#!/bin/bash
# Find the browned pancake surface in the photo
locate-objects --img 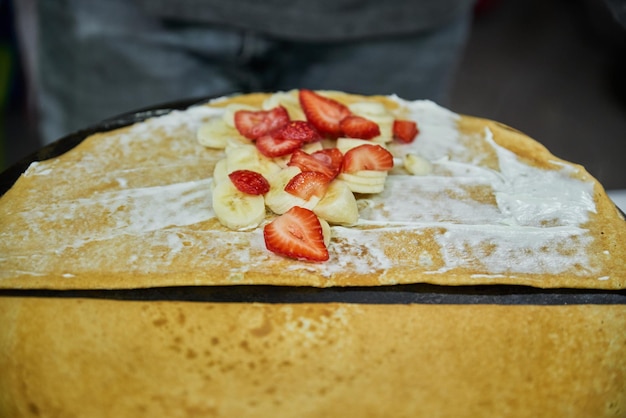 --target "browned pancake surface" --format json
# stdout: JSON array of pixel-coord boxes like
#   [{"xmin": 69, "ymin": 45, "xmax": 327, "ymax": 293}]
[{"xmin": 0, "ymin": 298, "xmax": 624, "ymax": 417}]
